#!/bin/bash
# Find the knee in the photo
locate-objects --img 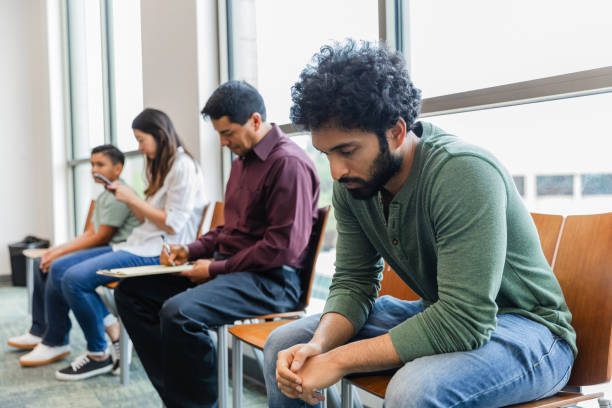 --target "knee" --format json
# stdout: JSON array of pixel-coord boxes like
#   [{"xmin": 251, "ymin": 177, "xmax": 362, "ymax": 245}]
[
  {"xmin": 60, "ymin": 267, "xmax": 83, "ymax": 294},
  {"xmin": 159, "ymin": 296, "xmax": 204, "ymax": 333},
  {"xmin": 263, "ymin": 324, "xmax": 301, "ymax": 373},
  {"xmin": 384, "ymin": 368, "xmax": 437, "ymax": 408}
]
